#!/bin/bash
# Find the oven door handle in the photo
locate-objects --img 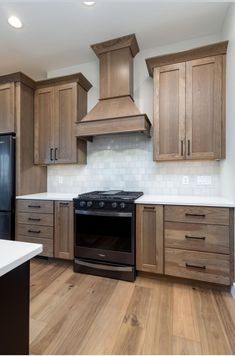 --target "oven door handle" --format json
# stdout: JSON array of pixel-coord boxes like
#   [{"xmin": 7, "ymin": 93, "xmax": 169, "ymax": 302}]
[{"xmin": 75, "ymin": 210, "xmax": 132, "ymax": 218}]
